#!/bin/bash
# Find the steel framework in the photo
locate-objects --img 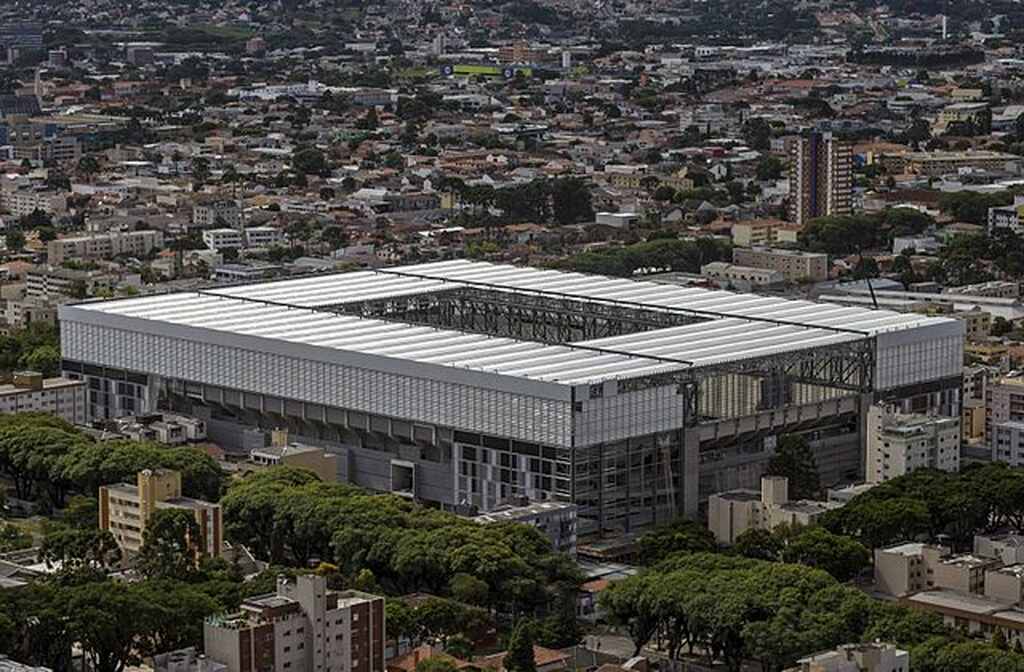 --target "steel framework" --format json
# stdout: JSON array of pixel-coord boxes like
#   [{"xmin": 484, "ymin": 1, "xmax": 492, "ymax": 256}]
[{"xmin": 325, "ymin": 286, "xmax": 707, "ymax": 343}]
